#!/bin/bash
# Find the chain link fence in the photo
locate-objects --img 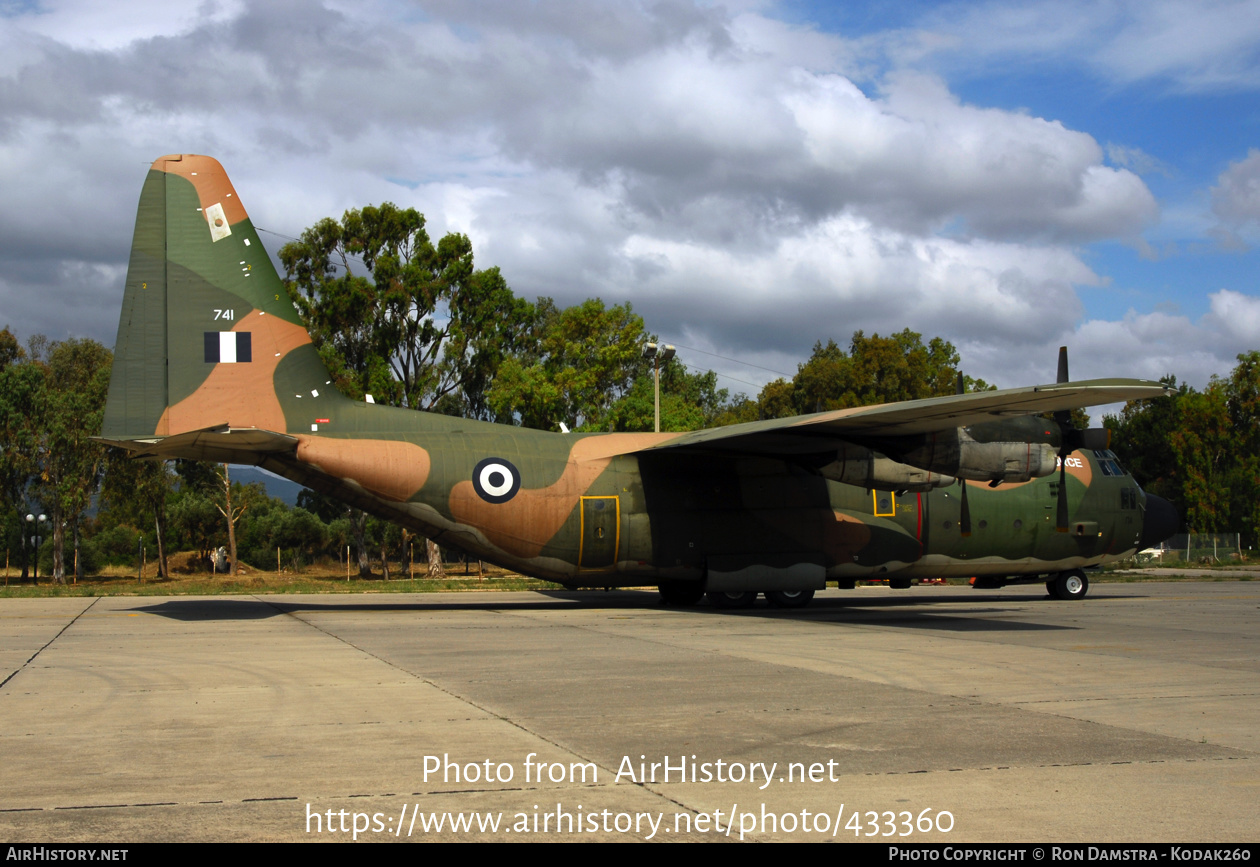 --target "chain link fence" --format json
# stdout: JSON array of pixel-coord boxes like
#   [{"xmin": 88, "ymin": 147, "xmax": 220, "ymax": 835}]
[{"xmin": 1140, "ymin": 533, "xmax": 1249, "ymax": 564}]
